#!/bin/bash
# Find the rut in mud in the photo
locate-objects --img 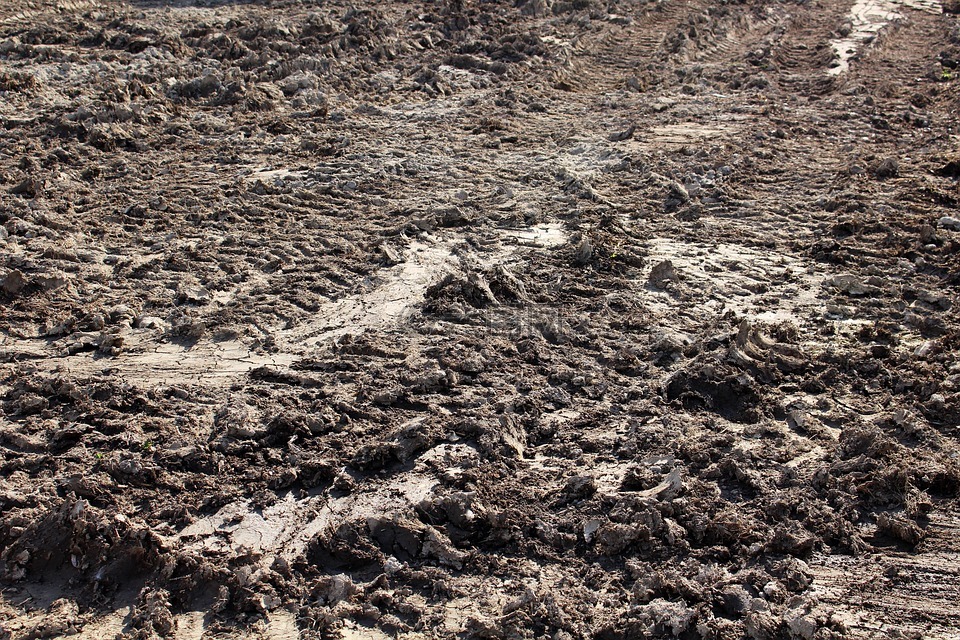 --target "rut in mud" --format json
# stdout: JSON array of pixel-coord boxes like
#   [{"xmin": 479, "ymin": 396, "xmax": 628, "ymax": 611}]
[{"xmin": 1, "ymin": 0, "xmax": 960, "ymax": 639}]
